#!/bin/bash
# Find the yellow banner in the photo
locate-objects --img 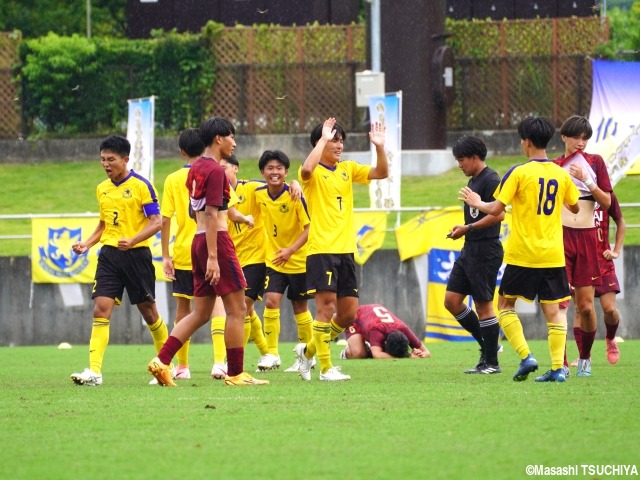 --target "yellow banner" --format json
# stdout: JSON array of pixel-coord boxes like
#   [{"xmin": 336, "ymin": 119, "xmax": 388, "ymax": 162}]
[
  {"xmin": 32, "ymin": 217, "xmax": 172, "ymax": 283},
  {"xmin": 395, "ymin": 207, "xmax": 462, "ymax": 261},
  {"xmin": 353, "ymin": 211, "xmax": 388, "ymax": 265}
]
